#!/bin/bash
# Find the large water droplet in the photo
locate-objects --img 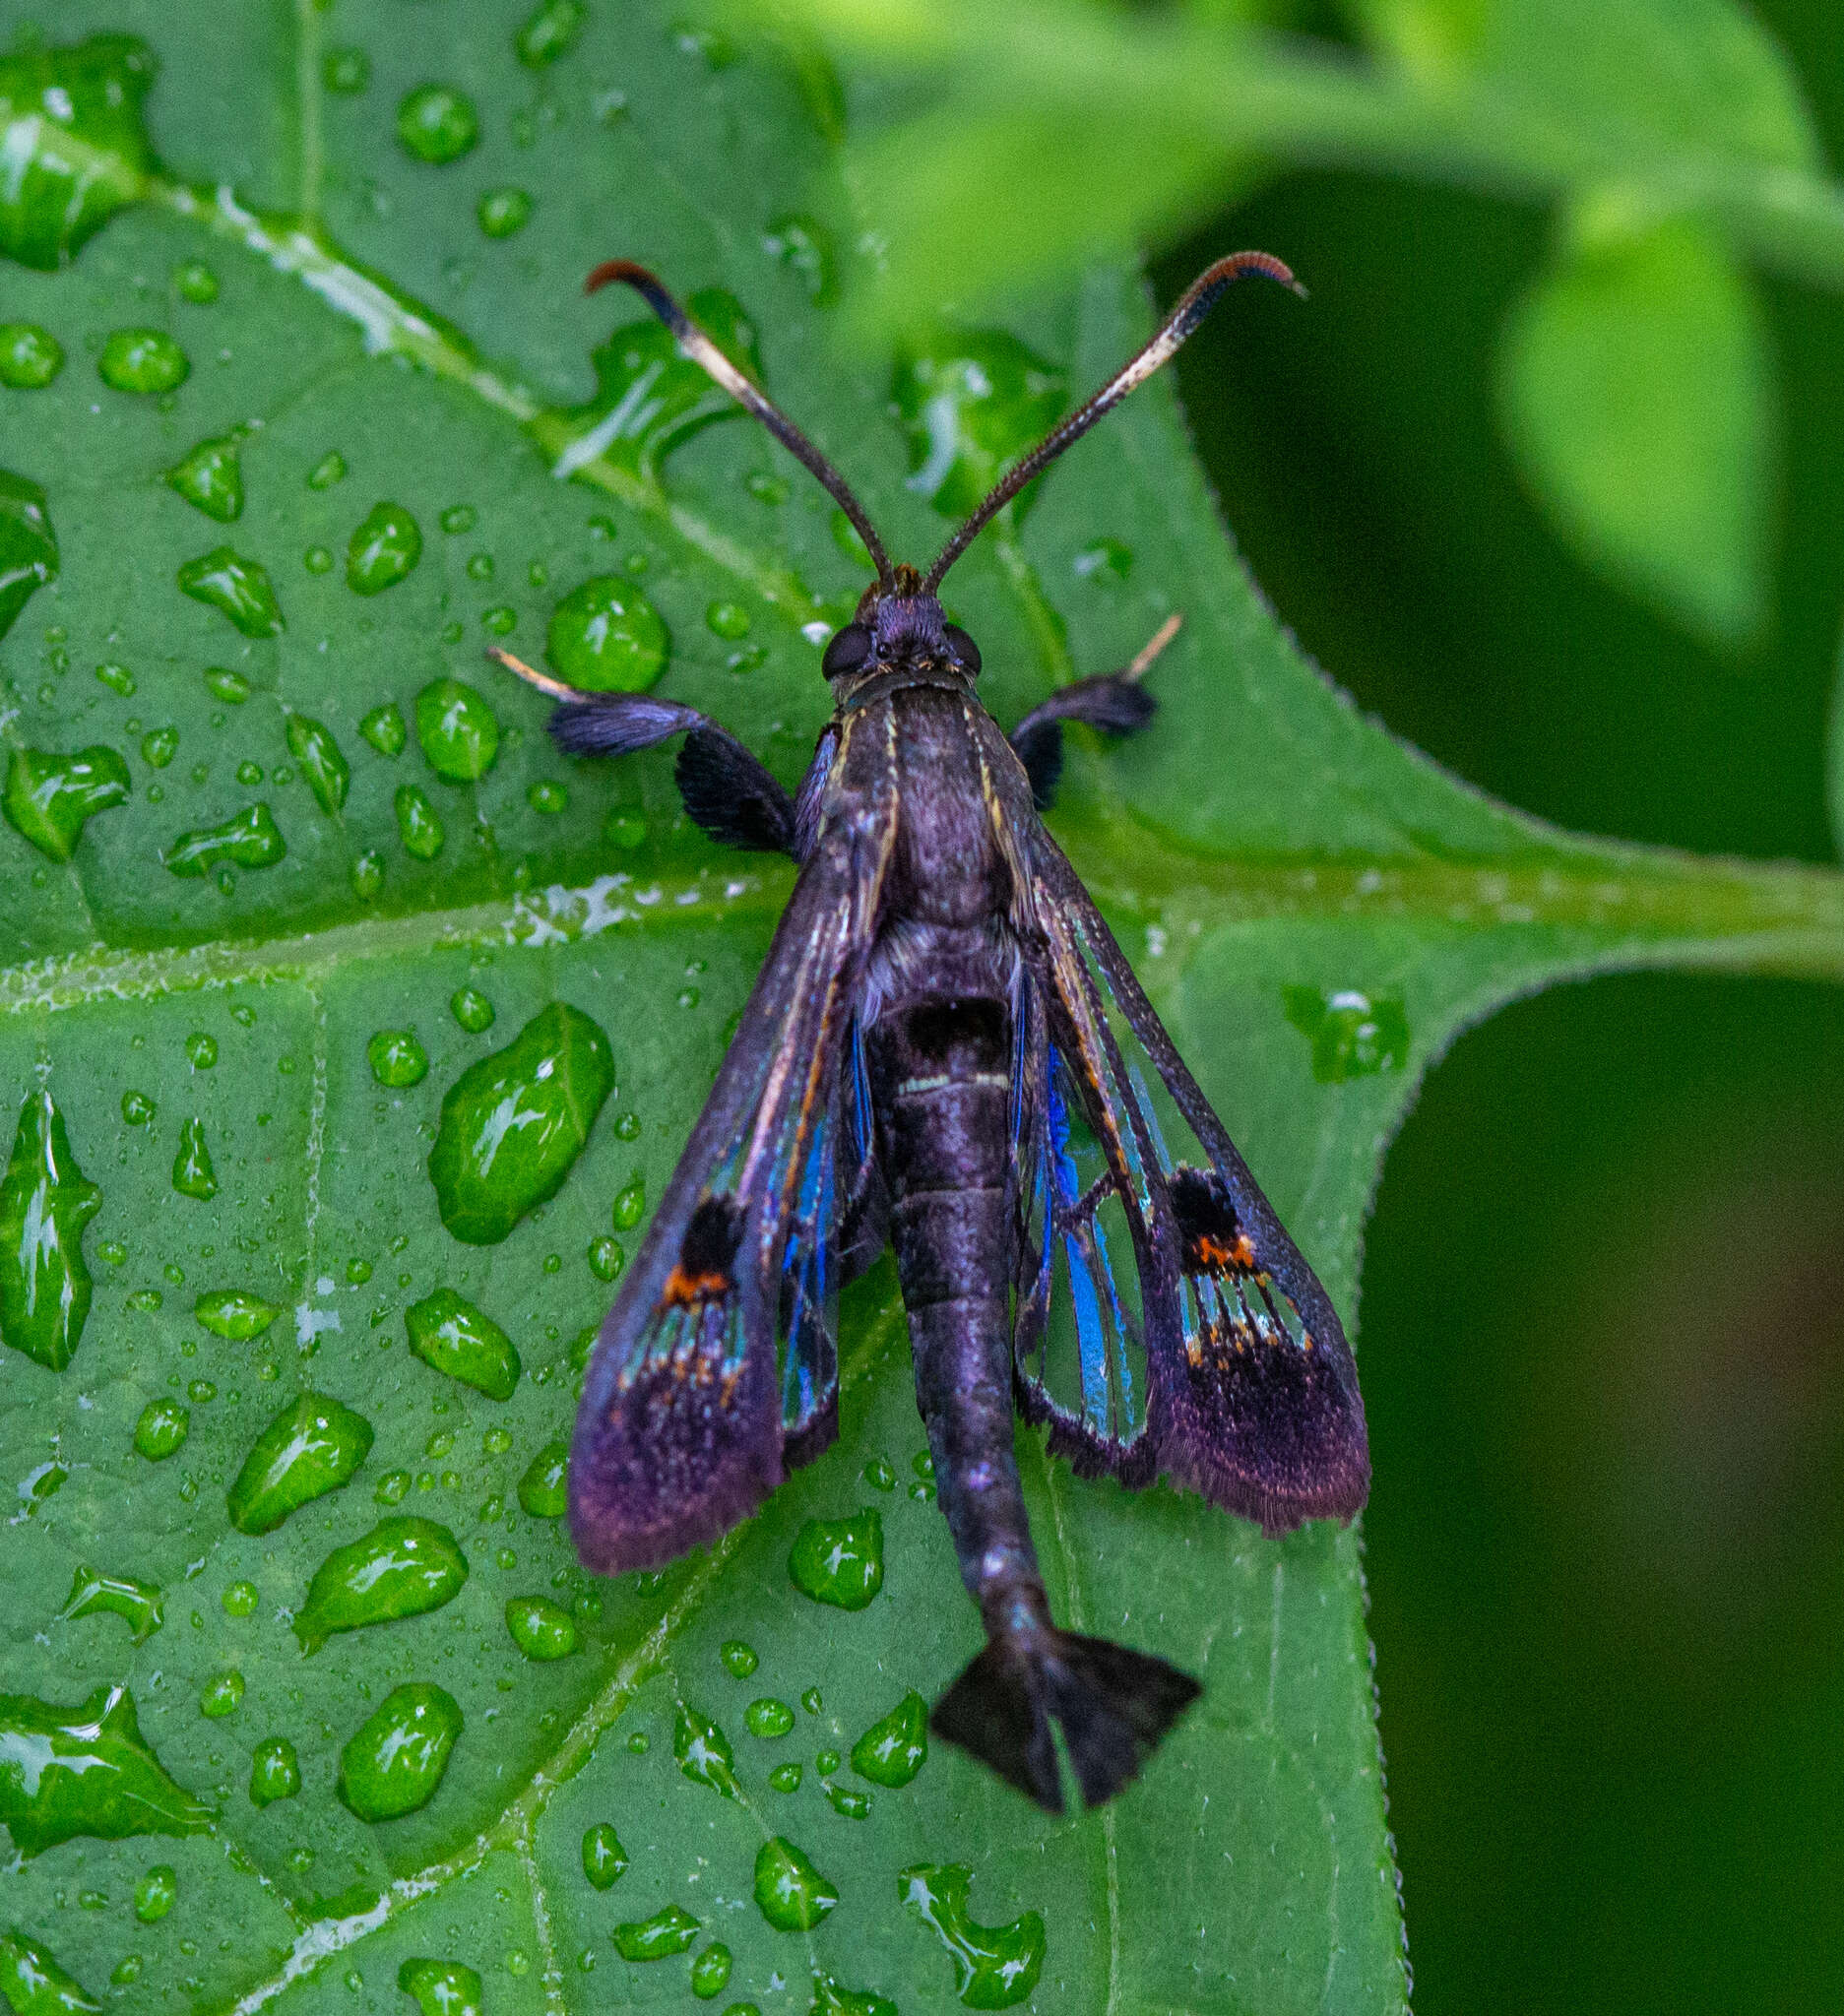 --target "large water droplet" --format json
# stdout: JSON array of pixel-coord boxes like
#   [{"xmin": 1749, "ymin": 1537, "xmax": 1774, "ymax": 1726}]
[
  {"xmin": 892, "ymin": 330, "xmax": 1067, "ymax": 519},
  {"xmin": 673, "ymin": 1704, "xmax": 738, "ymax": 1797},
  {"xmin": 199, "ymin": 1669, "xmax": 244, "ymax": 1719},
  {"xmin": 1282, "ymin": 985, "xmax": 1411, "ymax": 1083},
  {"xmin": 248, "ymin": 1736, "xmax": 301, "ymax": 1809},
  {"xmin": 170, "ymin": 1116, "xmax": 218, "ymax": 1200},
  {"xmin": 850, "ymin": 1691, "xmax": 926, "ymax": 1787},
  {"xmin": 0, "ymin": 471, "xmax": 58, "ymax": 644},
  {"xmin": 347, "ymin": 501, "xmax": 422, "ymax": 595},
  {"xmin": 338, "ymin": 1682, "xmax": 463, "ymax": 1820},
  {"xmin": 744, "ymin": 1698, "xmax": 794, "ymax": 1740},
  {"xmin": 164, "ymin": 436, "xmax": 242, "ymax": 522},
  {"xmin": 295, "ymin": 1516, "xmax": 469, "ymax": 1652},
  {"xmin": 517, "ymin": 0, "xmax": 586, "ymax": 64},
  {"xmin": 164, "ymin": 802, "xmax": 286, "ymax": 876},
  {"xmin": 395, "ymin": 785, "xmax": 443, "ymax": 858},
  {"xmin": 427, "ymin": 1003, "xmax": 615, "ymax": 1243},
  {"xmin": 227, "ymin": 1391, "xmax": 375, "ymax": 1534},
  {"xmin": 477, "ymin": 188, "xmax": 533, "ymax": 238},
  {"xmin": 405, "ymin": 1290, "xmax": 520, "ymax": 1399},
  {"xmin": 0, "ymin": 1929, "xmax": 101, "ymax": 2016},
  {"xmin": 517, "ymin": 1439, "xmax": 568, "ymax": 1517},
  {"xmin": 0, "ymin": 34, "xmax": 157, "ymax": 270},
  {"xmin": 286, "ymin": 714, "xmax": 350, "ymax": 813},
  {"xmin": 415, "ymin": 678, "xmax": 499, "ymax": 781},
  {"xmin": 195, "ymin": 1289, "xmax": 281, "ymax": 1339},
  {"xmin": 397, "ymin": 85, "xmax": 479, "ymax": 163},
  {"xmin": 582, "ymin": 1821, "xmax": 628, "ymax": 1888},
  {"xmin": 2, "ymin": 746, "xmax": 131, "ymax": 861},
  {"xmin": 97, "ymin": 329, "xmax": 188, "ymax": 395},
  {"xmin": 787, "ymin": 1510, "xmax": 883, "ymax": 1609},
  {"xmin": 133, "ymin": 1865, "xmax": 176, "ymax": 1922},
  {"xmin": 0, "ymin": 1090, "xmax": 99, "ymax": 1369},
  {"xmin": 505, "ymin": 1594, "xmax": 576, "ymax": 1661},
  {"xmin": 689, "ymin": 1944, "xmax": 731, "ymax": 2000},
  {"xmin": 58, "ymin": 1565, "xmax": 162, "ymax": 1643},
  {"xmin": 367, "ymin": 1030, "xmax": 428, "ymax": 1088},
  {"xmin": 175, "ymin": 547, "xmax": 283, "ymax": 635},
  {"xmin": 0, "ymin": 1686, "xmax": 212, "ymax": 1855},
  {"xmin": 899, "ymin": 1865, "xmax": 1045, "ymax": 2008},
  {"xmin": 133, "ymin": 1398, "xmax": 188, "ymax": 1461},
  {"xmin": 753, "ymin": 1837, "xmax": 838, "ymax": 1932},
  {"xmin": 398, "ymin": 1960, "xmax": 482, "ymax": 2016},
  {"xmin": 0, "ymin": 324, "xmax": 64, "ymax": 389},
  {"xmin": 543, "ymin": 575, "xmax": 667, "ymax": 693},
  {"xmin": 610, "ymin": 1907, "xmax": 700, "ymax": 1962}
]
